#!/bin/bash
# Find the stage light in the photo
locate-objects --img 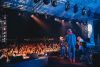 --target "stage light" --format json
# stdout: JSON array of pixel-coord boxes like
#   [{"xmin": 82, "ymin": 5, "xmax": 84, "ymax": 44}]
[
  {"xmin": 44, "ymin": 13, "xmax": 48, "ymax": 19},
  {"xmin": 4, "ymin": 22, "xmax": 6, "ymax": 25},
  {"xmin": 31, "ymin": 14, "xmax": 34, "ymax": 18},
  {"xmin": 87, "ymin": 9, "xmax": 91, "ymax": 17},
  {"xmin": 65, "ymin": 1, "xmax": 70, "ymax": 11},
  {"xmin": 73, "ymin": 4, "xmax": 78, "ymax": 13},
  {"xmin": 82, "ymin": 7, "xmax": 87, "ymax": 16},
  {"xmin": 3, "ymin": 35, "xmax": 6, "ymax": 37},
  {"xmin": 88, "ymin": 23, "xmax": 92, "ymax": 38},
  {"xmin": 2, "ymin": 38, "xmax": 6, "ymax": 40},
  {"xmin": 54, "ymin": 18, "xmax": 58, "ymax": 21},
  {"xmin": 81, "ymin": 23, "xmax": 83, "ymax": 25},
  {"xmin": 43, "ymin": 0, "xmax": 50, "ymax": 5},
  {"xmin": 76, "ymin": 22, "xmax": 79, "ymax": 24},
  {"xmin": 51, "ymin": 0, "xmax": 57, "ymax": 7},
  {"xmin": 68, "ymin": 21, "xmax": 71, "ymax": 24},
  {"xmin": 31, "ymin": 14, "xmax": 48, "ymax": 29},
  {"xmin": 54, "ymin": 18, "xmax": 61, "ymax": 22},
  {"xmin": 4, "ymin": 15, "xmax": 6, "ymax": 20},
  {"xmin": 2, "ymin": 31, "xmax": 7, "ymax": 34},
  {"xmin": 3, "ymin": 27, "xmax": 6, "ymax": 30},
  {"xmin": 61, "ymin": 20, "xmax": 65, "ymax": 26},
  {"xmin": 2, "ymin": 38, "xmax": 6, "ymax": 42},
  {"xmin": 18, "ymin": 13, "xmax": 21, "ymax": 16},
  {"xmin": 34, "ymin": 0, "xmax": 40, "ymax": 3}
]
